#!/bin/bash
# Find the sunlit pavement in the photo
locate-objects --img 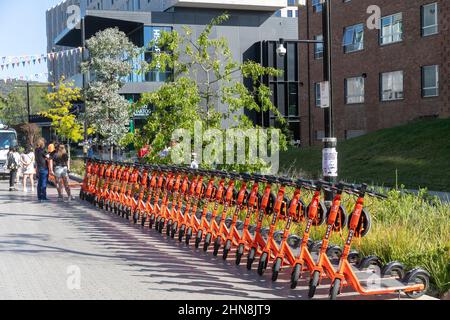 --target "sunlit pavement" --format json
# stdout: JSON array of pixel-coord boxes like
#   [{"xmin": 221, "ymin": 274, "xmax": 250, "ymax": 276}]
[{"xmin": 0, "ymin": 181, "xmax": 436, "ymax": 300}]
